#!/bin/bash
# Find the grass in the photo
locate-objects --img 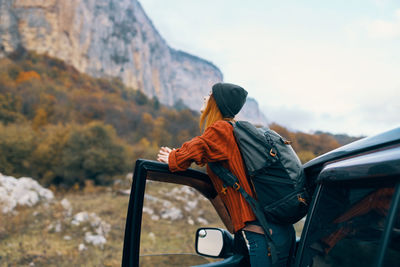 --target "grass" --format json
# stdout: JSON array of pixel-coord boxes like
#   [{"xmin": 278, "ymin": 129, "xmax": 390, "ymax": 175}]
[
  {"xmin": 0, "ymin": 181, "xmax": 305, "ymax": 266},
  {"xmin": 140, "ymin": 181, "xmax": 226, "ymax": 255},
  {"xmin": 0, "ymin": 189, "xmax": 129, "ymax": 267},
  {"xmin": 0, "ymin": 181, "xmax": 225, "ymax": 266}
]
